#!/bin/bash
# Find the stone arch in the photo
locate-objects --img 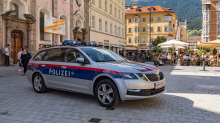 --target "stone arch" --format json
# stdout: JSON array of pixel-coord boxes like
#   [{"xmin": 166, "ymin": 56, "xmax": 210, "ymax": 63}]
[
  {"xmin": 59, "ymin": 14, "xmax": 70, "ymax": 43},
  {"xmin": 73, "ymin": 10, "xmax": 85, "ymax": 29},
  {"xmin": 6, "ymin": 0, "xmax": 29, "ymax": 19}
]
